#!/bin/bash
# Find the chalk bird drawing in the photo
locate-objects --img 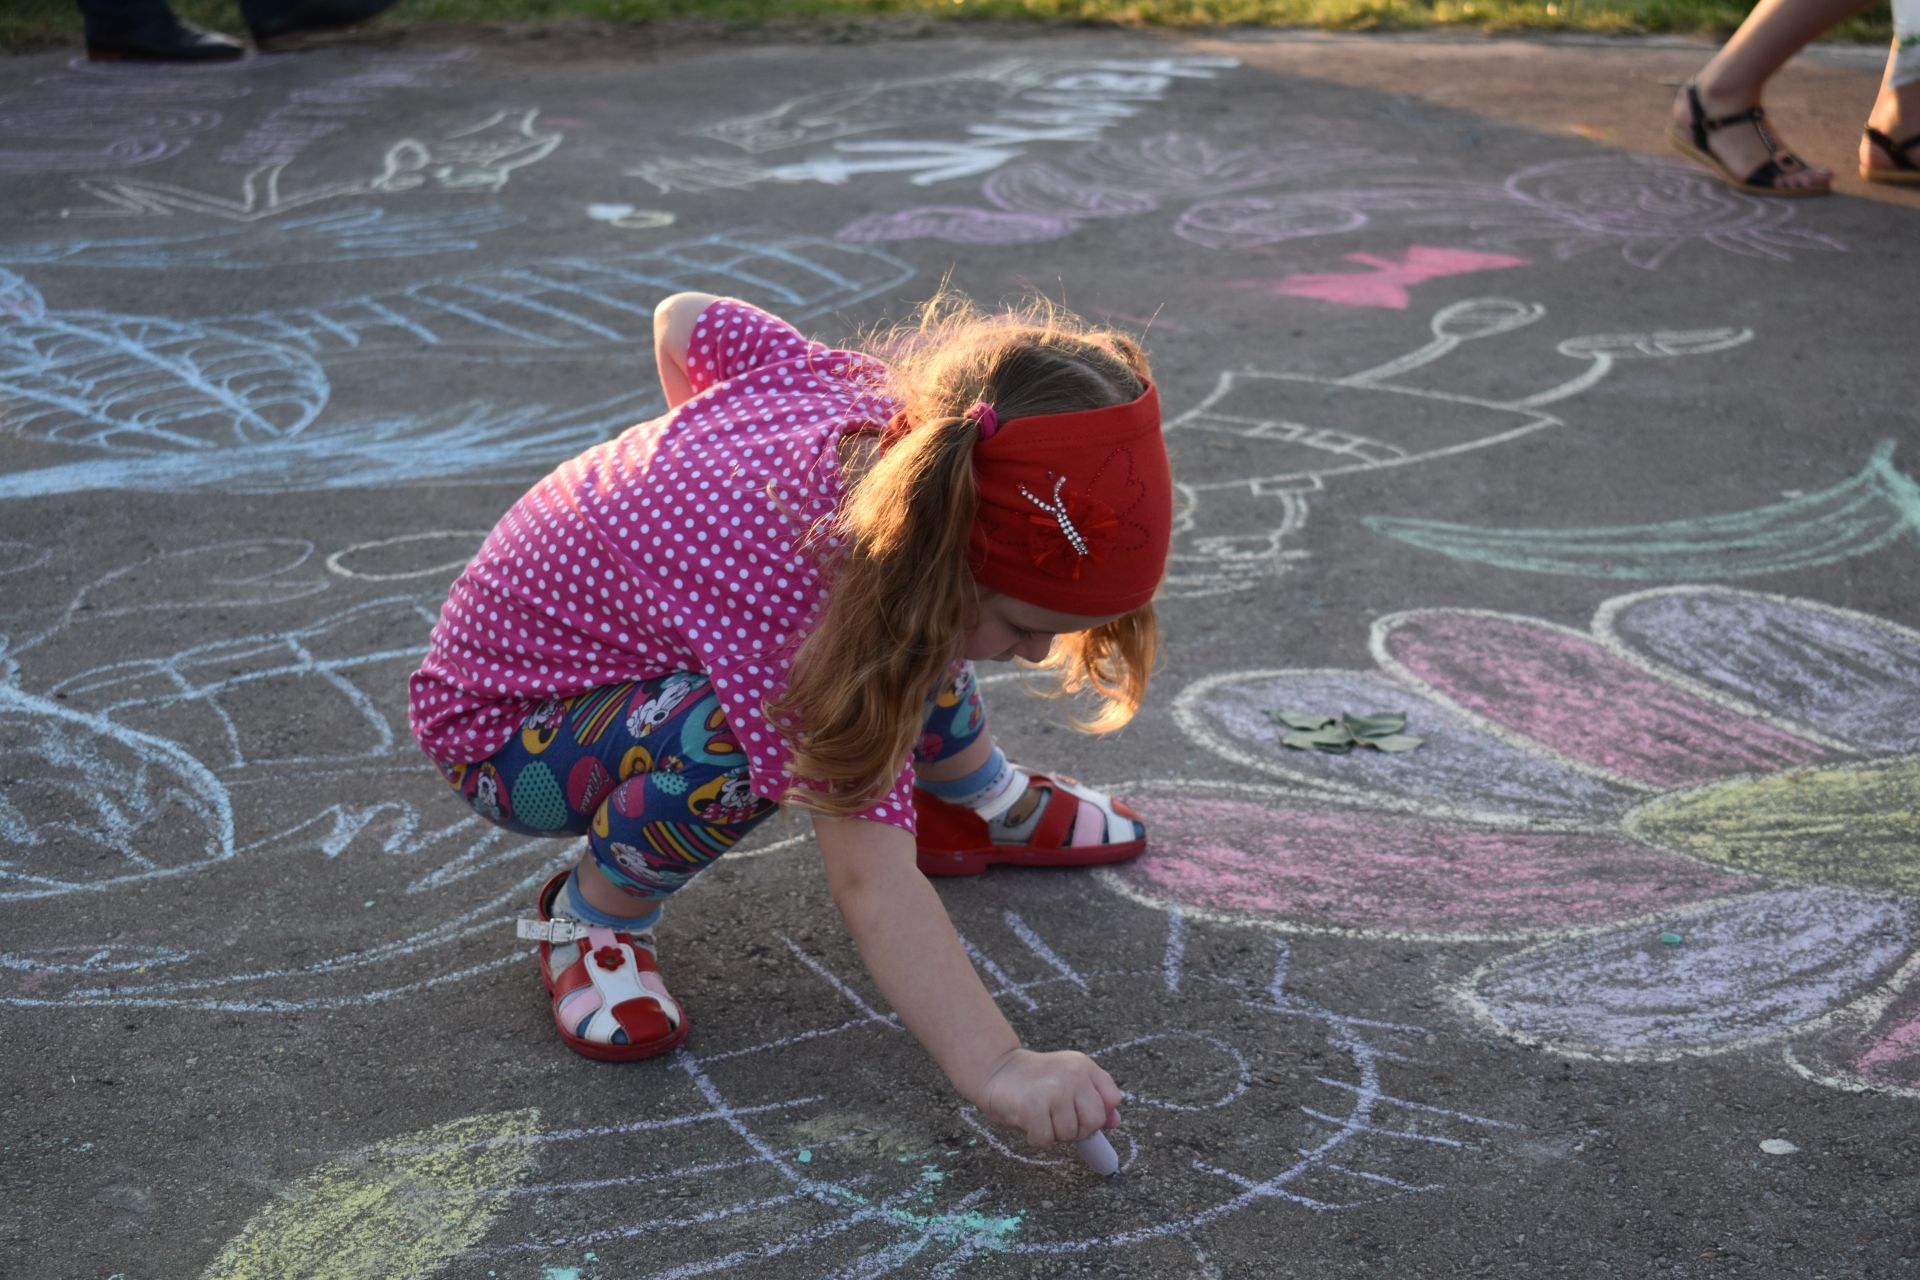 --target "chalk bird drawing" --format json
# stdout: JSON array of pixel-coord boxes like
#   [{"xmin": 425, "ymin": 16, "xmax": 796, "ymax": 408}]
[
  {"xmin": 1158, "ymin": 296, "xmax": 1752, "ymax": 598},
  {"xmin": 844, "ymin": 141, "xmax": 1845, "ymax": 269},
  {"xmin": 1129, "ymin": 586, "xmax": 1920, "ymax": 1099},
  {"xmin": 0, "ymin": 539, "xmax": 566, "ymax": 1011},
  {"xmin": 1367, "ymin": 439, "xmax": 1920, "ymax": 581},
  {"xmin": 76, "ymin": 108, "xmax": 561, "ymax": 221},
  {"xmin": 200, "ymin": 909, "xmax": 1517, "ymax": 1276},
  {"xmin": 0, "ymin": 231, "xmax": 913, "ymax": 496}
]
